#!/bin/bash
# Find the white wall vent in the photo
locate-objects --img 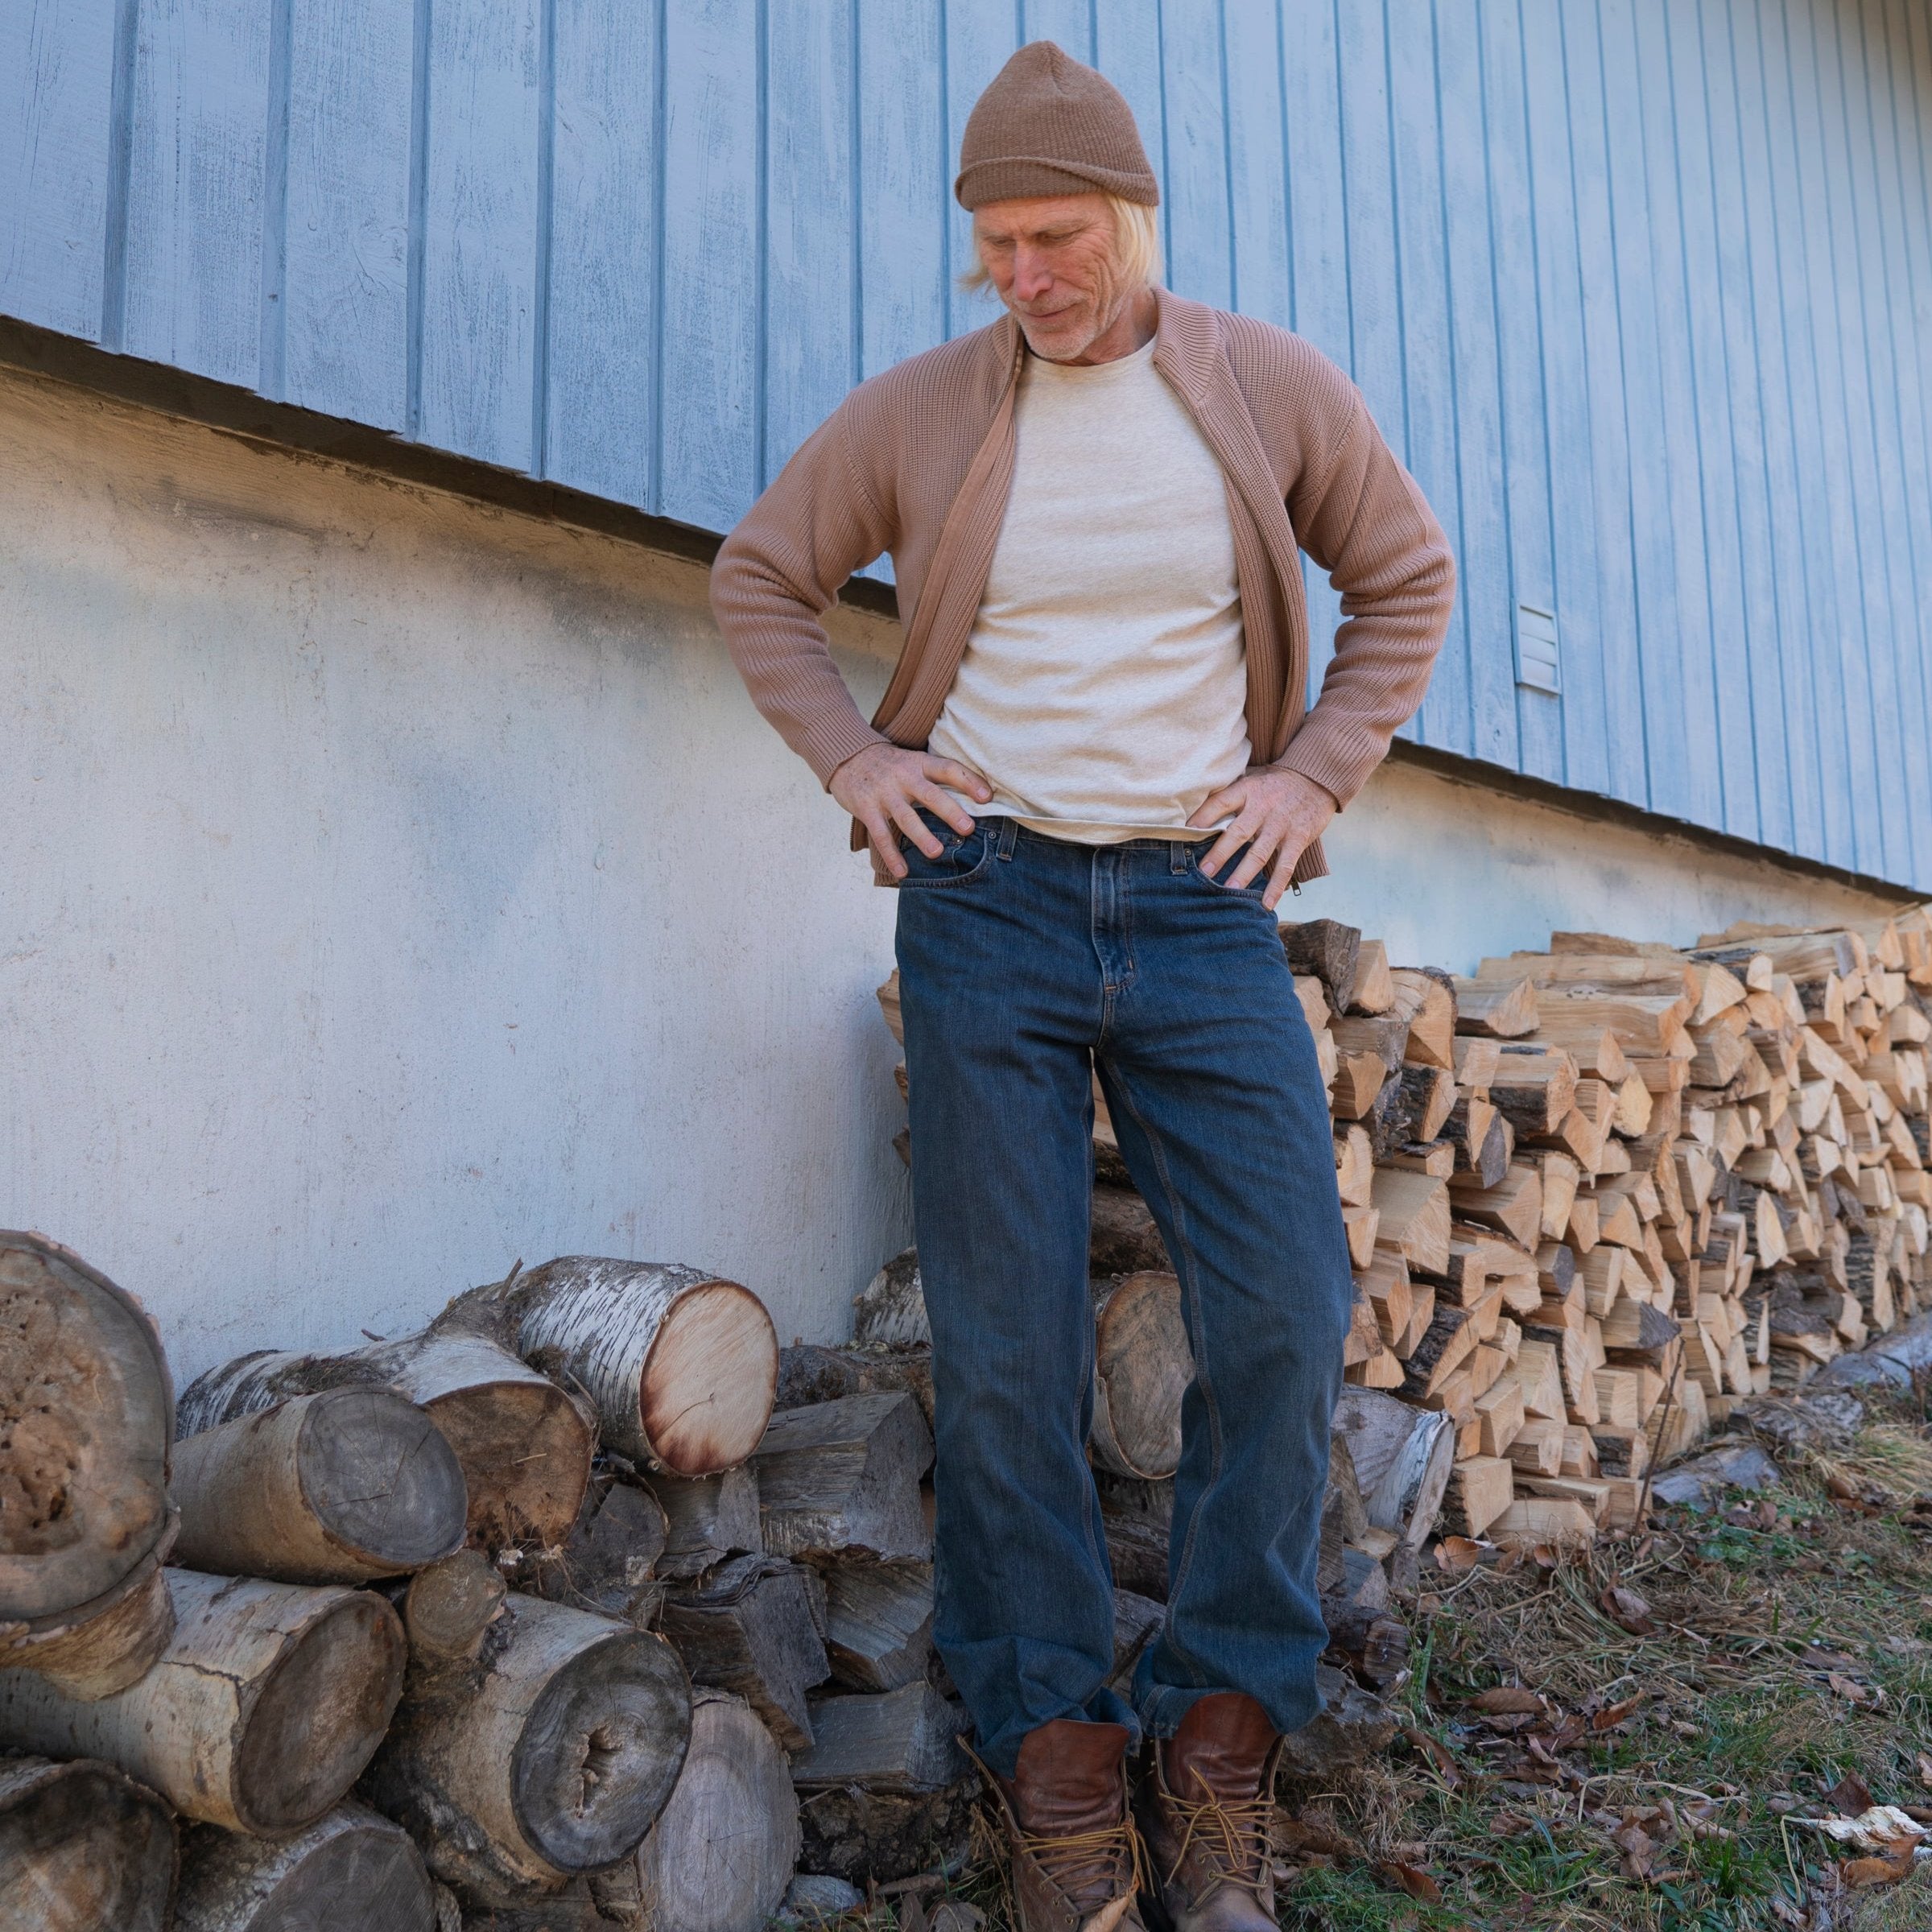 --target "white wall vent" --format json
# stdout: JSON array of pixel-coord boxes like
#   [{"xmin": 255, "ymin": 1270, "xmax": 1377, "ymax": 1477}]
[{"xmin": 1514, "ymin": 603, "xmax": 1561, "ymax": 696}]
